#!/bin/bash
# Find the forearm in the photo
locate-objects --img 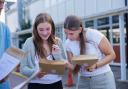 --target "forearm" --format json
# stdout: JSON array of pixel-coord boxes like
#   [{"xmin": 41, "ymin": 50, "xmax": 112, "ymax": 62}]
[
  {"xmin": 96, "ymin": 53, "xmax": 115, "ymax": 68},
  {"xmin": 20, "ymin": 66, "xmax": 35, "ymax": 77}
]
